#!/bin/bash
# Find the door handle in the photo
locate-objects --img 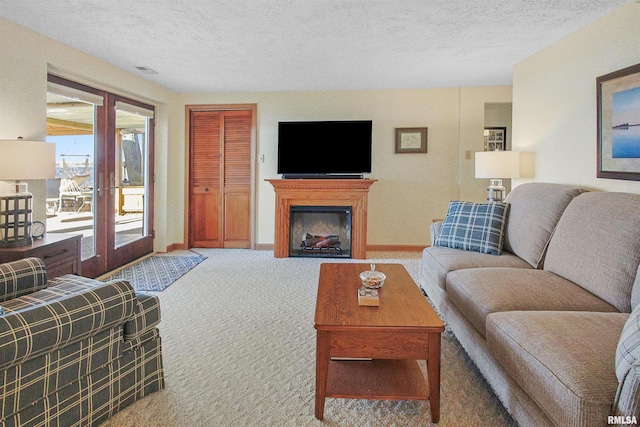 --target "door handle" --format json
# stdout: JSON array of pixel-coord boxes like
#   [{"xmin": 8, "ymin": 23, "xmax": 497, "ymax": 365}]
[
  {"xmin": 97, "ymin": 173, "xmax": 104, "ymax": 197},
  {"xmin": 110, "ymin": 172, "xmax": 115, "ymax": 196}
]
